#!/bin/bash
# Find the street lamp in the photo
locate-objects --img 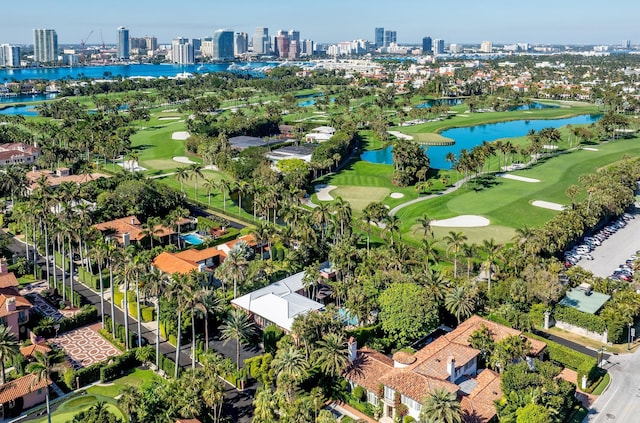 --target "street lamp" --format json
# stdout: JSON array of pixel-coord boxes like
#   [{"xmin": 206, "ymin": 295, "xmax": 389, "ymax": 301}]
[{"xmin": 628, "ymin": 322, "xmax": 633, "ymax": 351}]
